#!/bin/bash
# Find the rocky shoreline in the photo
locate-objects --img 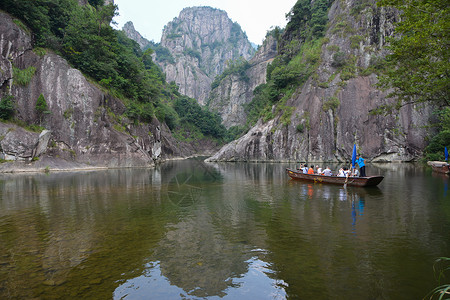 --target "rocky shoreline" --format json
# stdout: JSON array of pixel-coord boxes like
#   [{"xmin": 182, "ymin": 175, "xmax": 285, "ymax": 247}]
[
  {"xmin": 0, "ymin": 156, "xmax": 116, "ymax": 174},
  {"xmin": 0, "ymin": 153, "xmax": 219, "ymax": 174}
]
